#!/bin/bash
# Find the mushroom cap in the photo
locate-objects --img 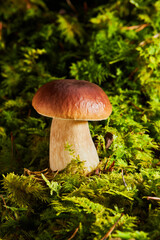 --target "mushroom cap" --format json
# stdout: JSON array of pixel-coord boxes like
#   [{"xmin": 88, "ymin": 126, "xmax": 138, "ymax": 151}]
[{"xmin": 32, "ymin": 79, "xmax": 112, "ymax": 121}]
